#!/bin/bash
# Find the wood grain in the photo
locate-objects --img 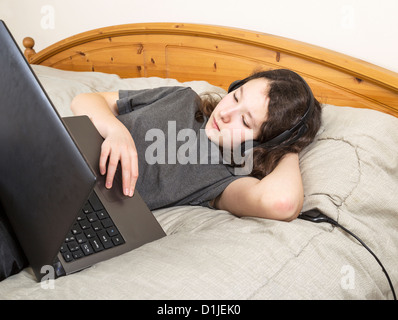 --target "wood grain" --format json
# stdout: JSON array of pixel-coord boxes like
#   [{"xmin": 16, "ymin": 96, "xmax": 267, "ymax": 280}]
[{"xmin": 23, "ymin": 23, "xmax": 398, "ymax": 117}]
